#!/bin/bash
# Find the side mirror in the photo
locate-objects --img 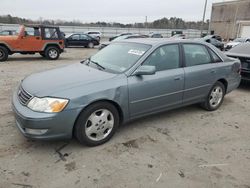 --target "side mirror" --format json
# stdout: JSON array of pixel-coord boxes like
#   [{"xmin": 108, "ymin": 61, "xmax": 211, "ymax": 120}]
[
  {"xmin": 206, "ymin": 39, "xmax": 211, "ymax": 43},
  {"xmin": 134, "ymin": 65, "xmax": 156, "ymax": 76}
]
